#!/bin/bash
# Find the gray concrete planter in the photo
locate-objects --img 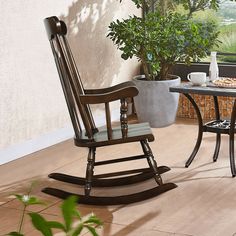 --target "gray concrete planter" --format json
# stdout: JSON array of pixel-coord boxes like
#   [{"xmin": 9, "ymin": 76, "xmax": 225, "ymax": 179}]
[{"xmin": 133, "ymin": 75, "xmax": 181, "ymax": 128}]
